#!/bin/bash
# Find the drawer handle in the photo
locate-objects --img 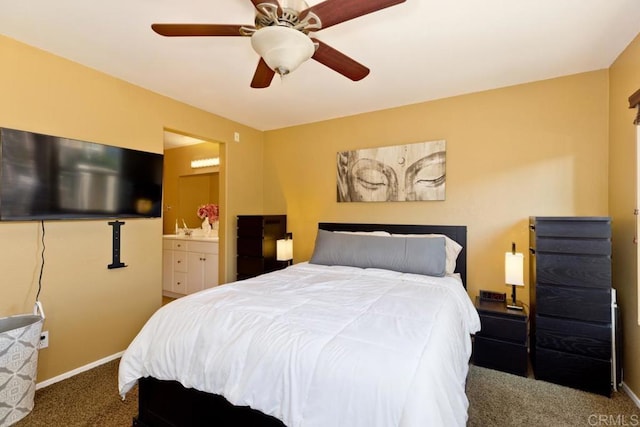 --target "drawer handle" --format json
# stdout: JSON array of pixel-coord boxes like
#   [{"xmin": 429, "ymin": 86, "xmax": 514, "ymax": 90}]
[{"xmin": 177, "ymin": 260, "xmax": 182, "ymax": 264}]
